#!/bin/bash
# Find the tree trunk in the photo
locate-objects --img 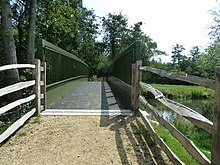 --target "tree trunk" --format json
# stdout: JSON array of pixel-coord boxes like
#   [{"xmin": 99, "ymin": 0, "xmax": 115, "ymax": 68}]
[
  {"xmin": 17, "ymin": 1, "xmax": 28, "ymax": 64},
  {"xmin": 1, "ymin": 0, "xmax": 20, "ymax": 85},
  {"xmin": 26, "ymin": 0, "xmax": 37, "ymax": 64}
]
